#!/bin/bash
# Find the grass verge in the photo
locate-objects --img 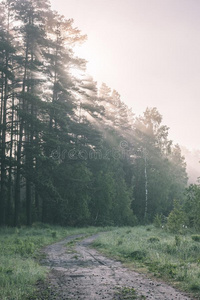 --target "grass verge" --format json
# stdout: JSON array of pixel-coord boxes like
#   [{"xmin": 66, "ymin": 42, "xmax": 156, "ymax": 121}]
[
  {"xmin": 113, "ymin": 286, "xmax": 146, "ymax": 299},
  {"xmin": 0, "ymin": 224, "xmax": 110, "ymax": 300},
  {"xmin": 92, "ymin": 225, "xmax": 200, "ymax": 298}
]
